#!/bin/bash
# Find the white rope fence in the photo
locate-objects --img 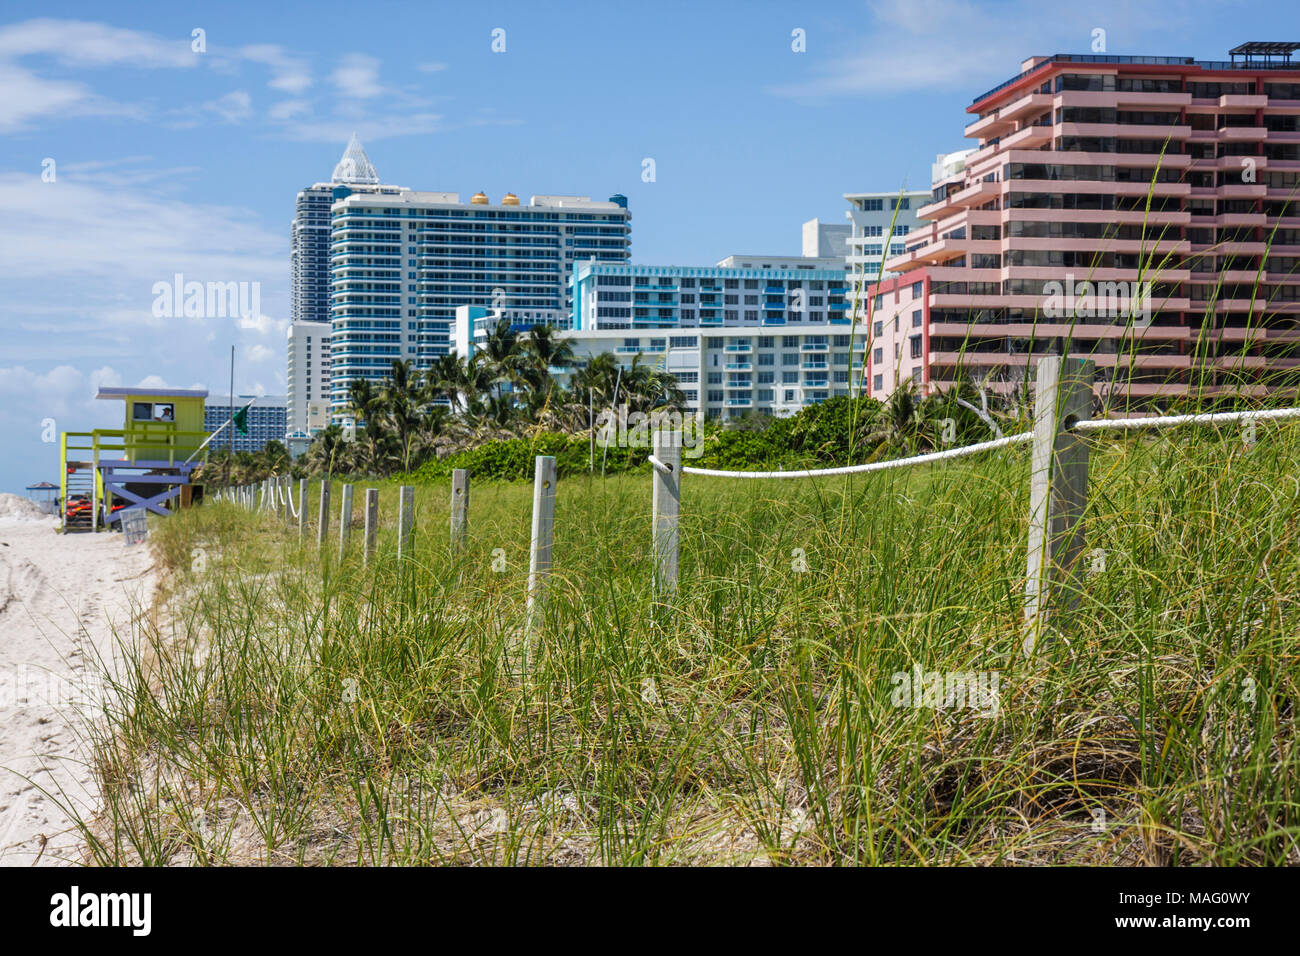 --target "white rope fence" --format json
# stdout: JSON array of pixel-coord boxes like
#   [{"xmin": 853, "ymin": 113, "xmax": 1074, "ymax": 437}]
[
  {"xmin": 681, "ymin": 431, "xmax": 1032, "ymax": 479},
  {"xmin": 678, "ymin": 406, "xmax": 1300, "ymax": 480},
  {"xmin": 1074, "ymin": 406, "xmax": 1300, "ymax": 434}
]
